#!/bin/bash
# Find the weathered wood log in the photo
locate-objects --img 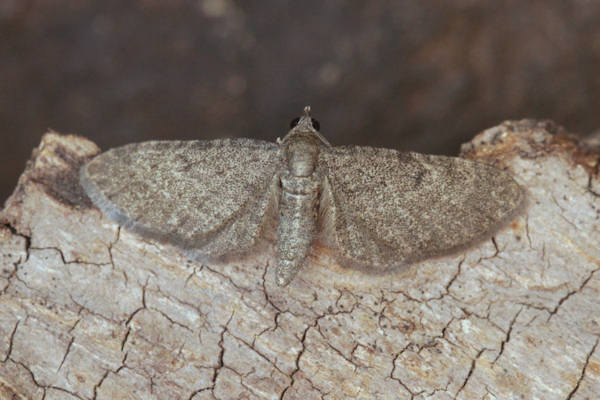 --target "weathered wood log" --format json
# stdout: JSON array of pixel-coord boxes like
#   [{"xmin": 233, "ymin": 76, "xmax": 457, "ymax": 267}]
[{"xmin": 0, "ymin": 122, "xmax": 599, "ymax": 399}]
